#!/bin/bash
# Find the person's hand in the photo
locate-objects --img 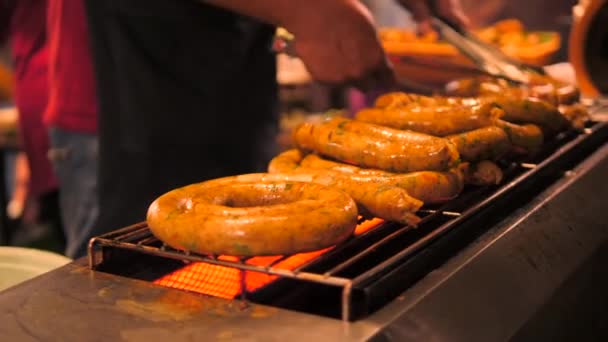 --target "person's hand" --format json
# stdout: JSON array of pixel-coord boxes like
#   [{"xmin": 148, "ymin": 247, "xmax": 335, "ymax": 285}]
[
  {"xmin": 283, "ymin": 0, "xmax": 395, "ymax": 91},
  {"xmin": 397, "ymin": 0, "xmax": 470, "ymax": 33}
]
